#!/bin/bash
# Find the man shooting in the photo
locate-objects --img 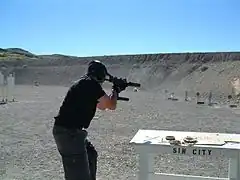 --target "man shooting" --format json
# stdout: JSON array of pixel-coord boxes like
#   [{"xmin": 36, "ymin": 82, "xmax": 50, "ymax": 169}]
[{"xmin": 52, "ymin": 60, "xmax": 127, "ymax": 180}]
